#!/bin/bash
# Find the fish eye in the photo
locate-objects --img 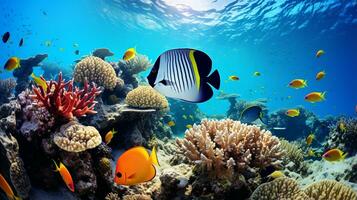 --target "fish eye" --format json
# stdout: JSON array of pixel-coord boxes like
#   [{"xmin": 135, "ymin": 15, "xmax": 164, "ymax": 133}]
[
  {"xmin": 160, "ymin": 79, "xmax": 168, "ymax": 86},
  {"xmin": 116, "ymin": 172, "xmax": 122, "ymax": 178}
]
